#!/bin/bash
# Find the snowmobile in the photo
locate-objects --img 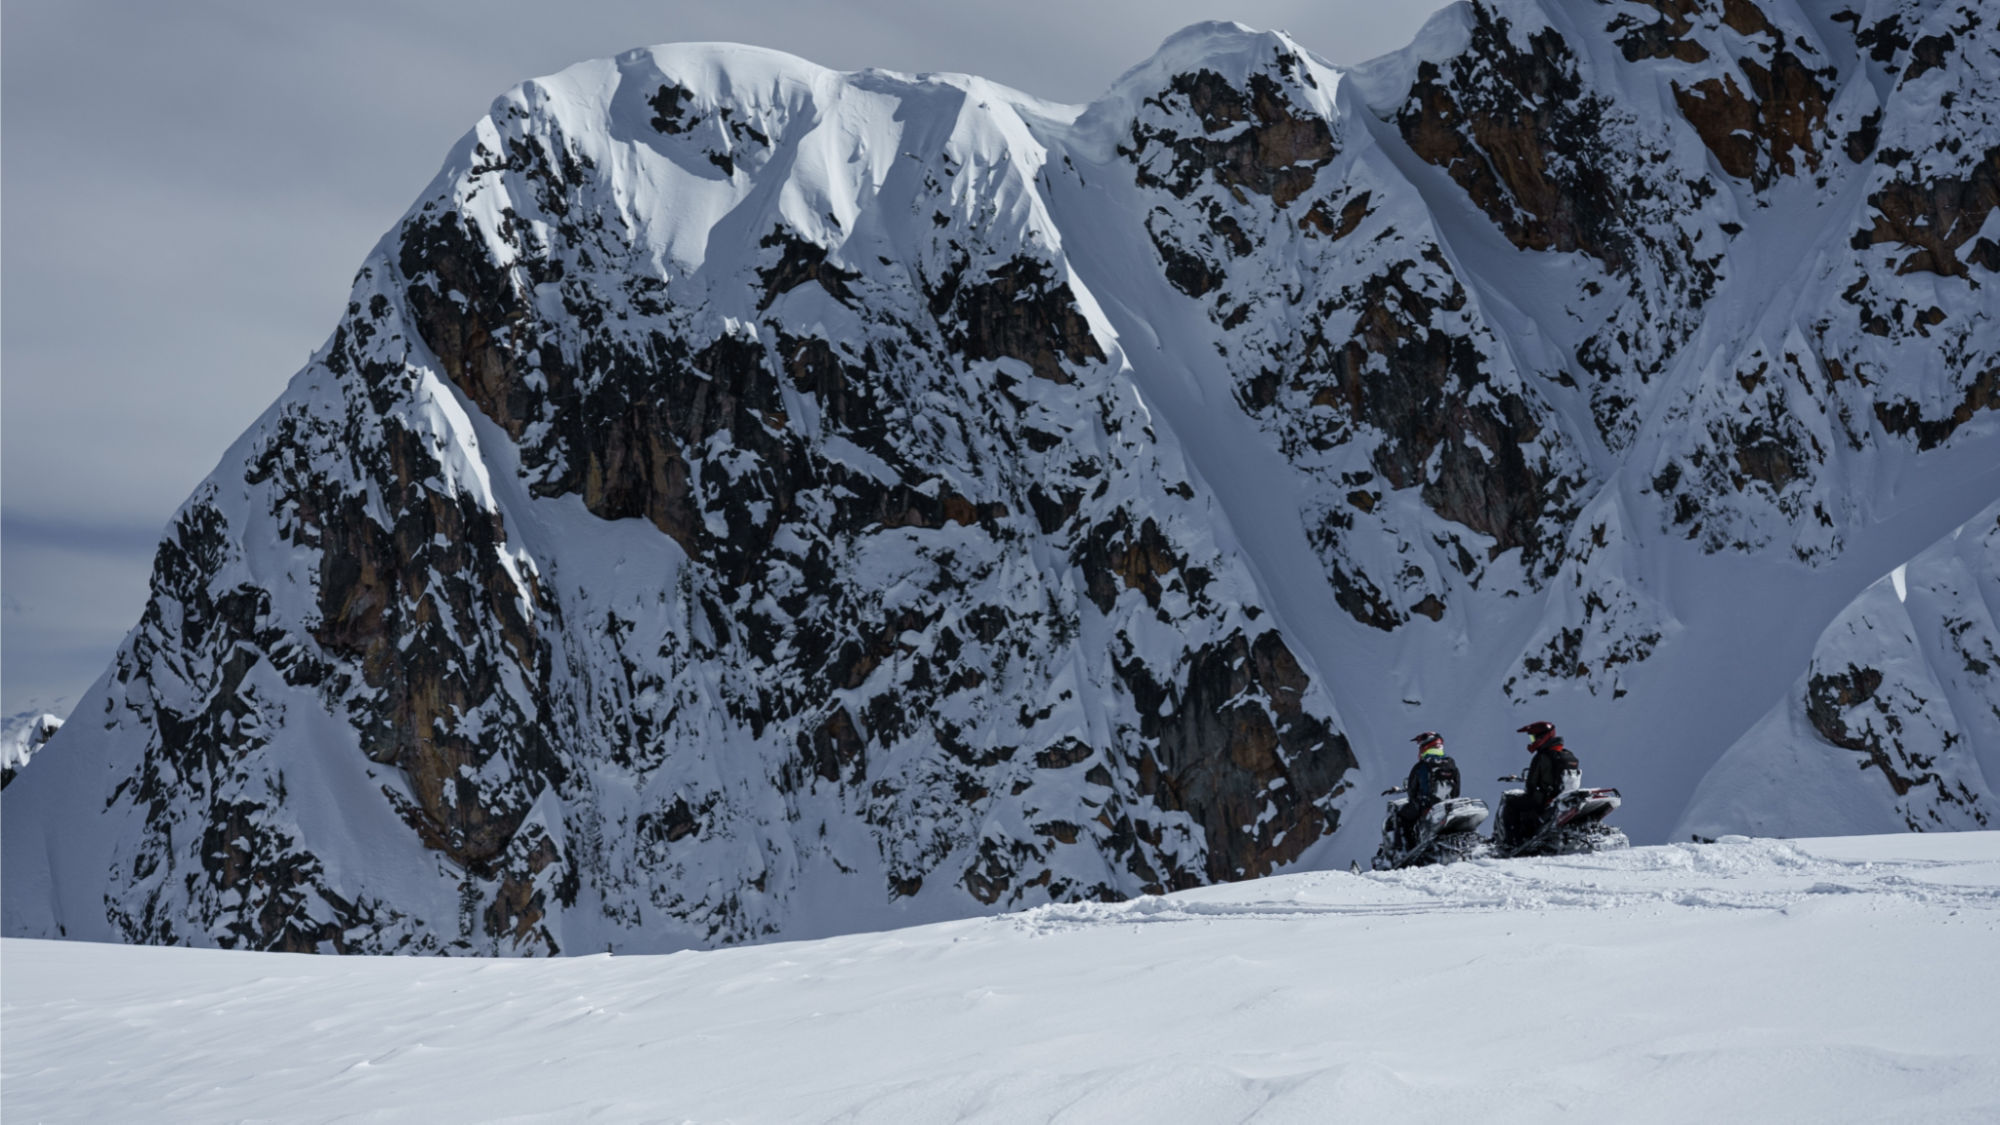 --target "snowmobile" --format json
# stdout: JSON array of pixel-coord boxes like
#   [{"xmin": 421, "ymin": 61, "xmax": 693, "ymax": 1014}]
[
  {"xmin": 1489, "ymin": 773, "xmax": 1628, "ymax": 858},
  {"xmin": 1369, "ymin": 787, "xmax": 1491, "ymax": 870}
]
